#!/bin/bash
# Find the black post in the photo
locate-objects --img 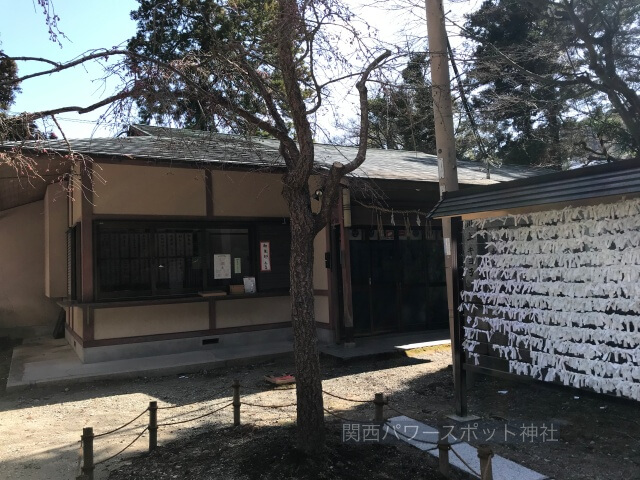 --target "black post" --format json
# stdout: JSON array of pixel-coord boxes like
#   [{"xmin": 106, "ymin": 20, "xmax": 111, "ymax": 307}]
[
  {"xmin": 478, "ymin": 444, "xmax": 494, "ymax": 480},
  {"xmin": 81, "ymin": 427, "xmax": 94, "ymax": 480},
  {"xmin": 148, "ymin": 401, "xmax": 158, "ymax": 452},
  {"xmin": 232, "ymin": 379, "xmax": 241, "ymax": 426},
  {"xmin": 450, "ymin": 215, "xmax": 467, "ymax": 416},
  {"xmin": 374, "ymin": 393, "xmax": 385, "ymax": 422},
  {"xmin": 437, "ymin": 426, "xmax": 450, "ymax": 475}
]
